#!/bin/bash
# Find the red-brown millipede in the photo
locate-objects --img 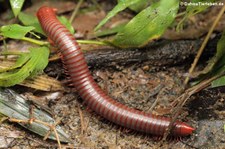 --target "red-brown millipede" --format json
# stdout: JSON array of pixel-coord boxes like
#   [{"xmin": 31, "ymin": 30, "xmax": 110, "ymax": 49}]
[{"xmin": 37, "ymin": 6, "xmax": 194, "ymax": 136}]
